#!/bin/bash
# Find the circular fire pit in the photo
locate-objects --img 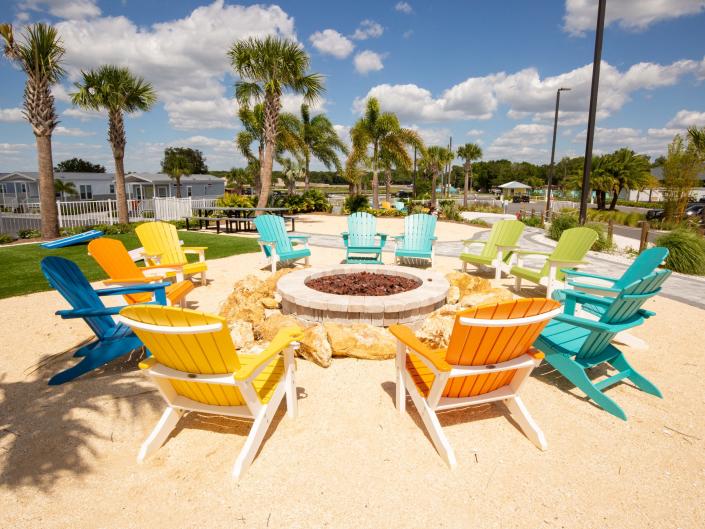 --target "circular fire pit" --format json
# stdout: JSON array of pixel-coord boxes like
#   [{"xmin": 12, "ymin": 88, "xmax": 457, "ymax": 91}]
[{"xmin": 277, "ymin": 265, "xmax": 449, "ymax": 326}]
